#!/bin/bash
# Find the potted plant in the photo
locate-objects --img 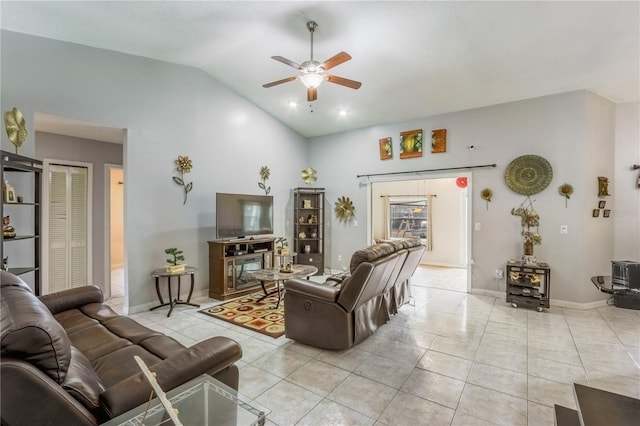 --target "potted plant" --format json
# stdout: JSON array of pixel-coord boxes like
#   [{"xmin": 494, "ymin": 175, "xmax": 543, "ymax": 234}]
[
  {"xmin": 165, "ymin": 247, "xmax": 186, "ymax": 273},
  {"xmin": 511, "ymin": 205, "xmax": 541, "ymax": 257},
  {"xmin": 275, "ymin": 237, "xmax": 289, "ymax": 255}
]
